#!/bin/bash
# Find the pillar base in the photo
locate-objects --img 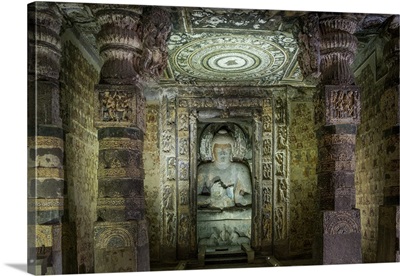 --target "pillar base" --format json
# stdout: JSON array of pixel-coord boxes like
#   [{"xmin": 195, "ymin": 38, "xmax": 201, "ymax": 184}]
[{"xmin": 315, "ymin": 209, "xmax": 362, "ymax": 264}]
